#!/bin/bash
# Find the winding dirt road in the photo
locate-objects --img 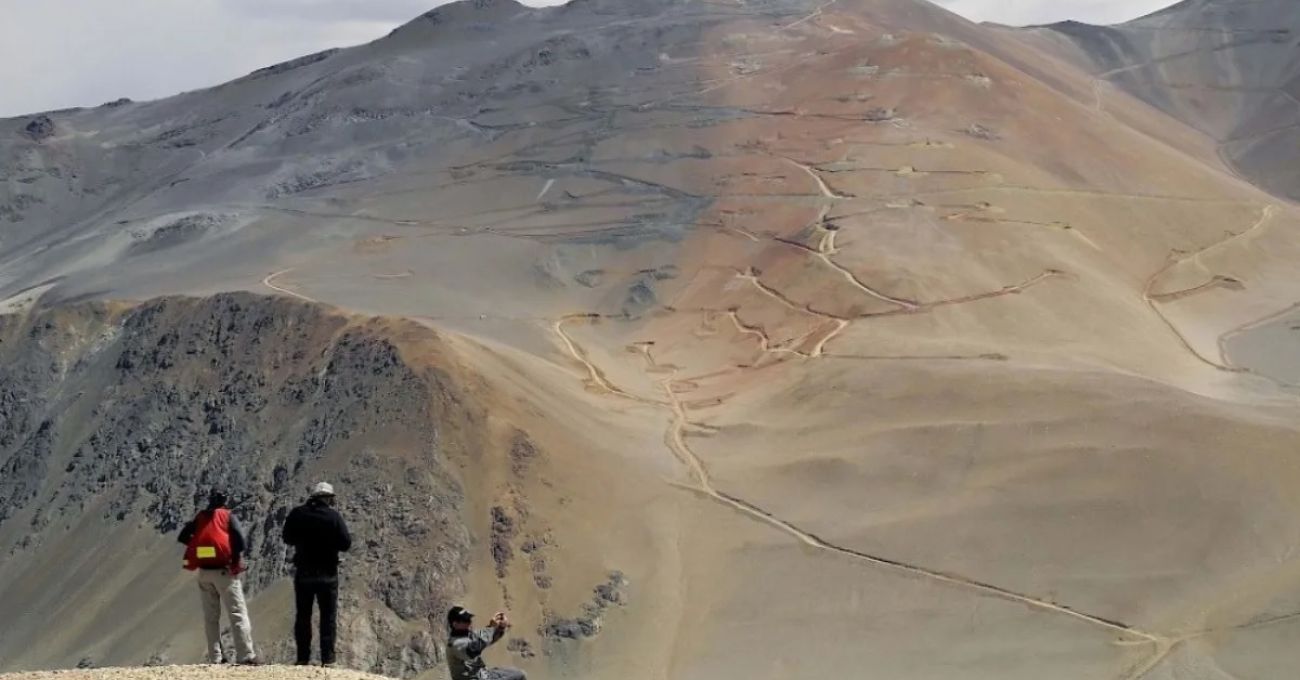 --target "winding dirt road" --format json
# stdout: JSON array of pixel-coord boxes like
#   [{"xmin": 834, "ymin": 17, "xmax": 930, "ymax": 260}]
[
  {"xmin": 262, "ymin": 269, "xmax": 318, "ymax": 303},
  {"xmin": 1143, "ymin": 204, "xmax": 1277, "ymax": 373},
  {"xmin": 548, "ymin": 311, "xmax": 1176, "ymax": 678}
]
